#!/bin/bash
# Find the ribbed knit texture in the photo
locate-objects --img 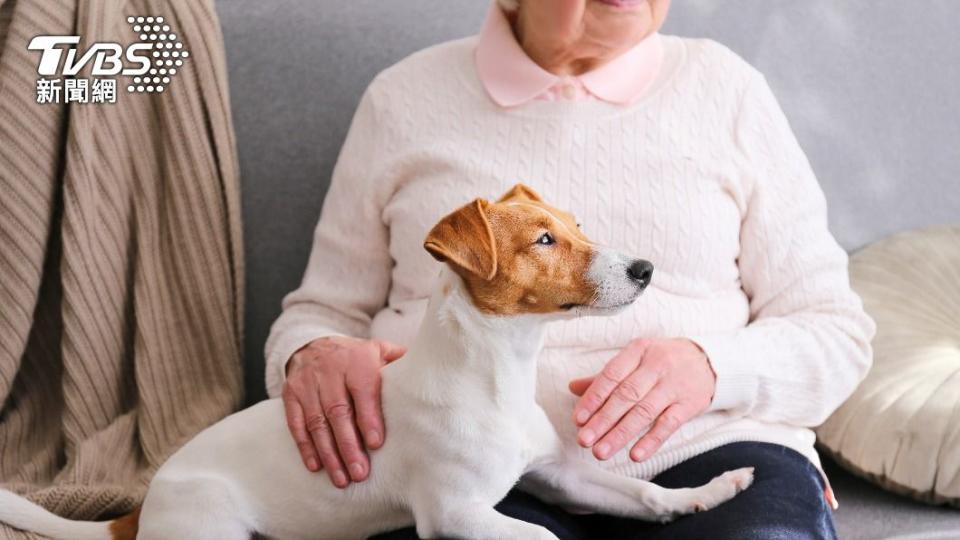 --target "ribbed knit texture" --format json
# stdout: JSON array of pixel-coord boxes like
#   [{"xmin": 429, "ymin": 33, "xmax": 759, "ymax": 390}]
[
  {"xmin": 0, "ymin": 1, "xmax": 244, "ymax": 537},
  {"xmin": 266, "ymin": 35, "xmax": 875, "ymax": 485}
]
